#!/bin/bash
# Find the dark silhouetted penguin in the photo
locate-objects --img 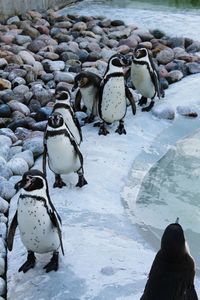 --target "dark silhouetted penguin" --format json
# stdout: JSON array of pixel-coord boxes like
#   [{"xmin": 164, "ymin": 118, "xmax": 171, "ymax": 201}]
[
  {"xmin": 131, "ymin": 45, "xmax": 164, "ymax": 112},
  {"xmin": 43, "ymin": 112, "xmax": 87, "ymax": 188},
  {"xmin": 7, "ymin": 169, "xmax": 64, "ymax": 273},
  {"xmin": 98, "ymin": 53, "xmax": 136, "ymax": 136},
  {"xmin": 140, "ymin": 219, "xmax": 198, "ymax": 300},
  {"xmin": 53, "ymin": 87, "xmax": 82, "ymax": 145},
  {"xmin": 72, "ymin": 71, "xmax": 102, "ymax": 123}
]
